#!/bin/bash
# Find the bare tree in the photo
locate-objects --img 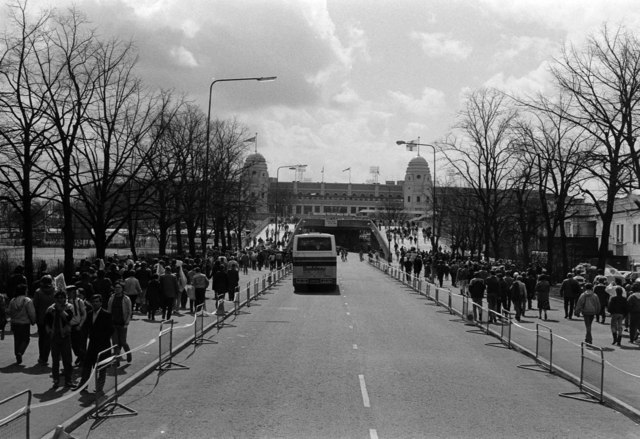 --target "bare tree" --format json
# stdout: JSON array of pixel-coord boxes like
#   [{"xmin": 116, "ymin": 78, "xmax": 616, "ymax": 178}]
[
  {"xmin": 0, "ymin": 2, "xmax": 56, "ymax": 286},
  {"xmin": 513, "ymin": 95, "xmax": 592, "ymax": 277},
  {"xmin": 205, "ymin": 119, "xmax": 250, "ymax": 251},
  {"xmin": 548, "ymin": 24, "xmax": 638, "ymax": 269},
  {"xmin": 30, "ymin": 6, "xmax": 103, "ymax": 279},
  {"xmin": 70, "ymin": 36, "xmax": 179, "ymax": 259},
  {"xmin": 441, "ymin": 88, "xmax": 519, "ymax": 260}
]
